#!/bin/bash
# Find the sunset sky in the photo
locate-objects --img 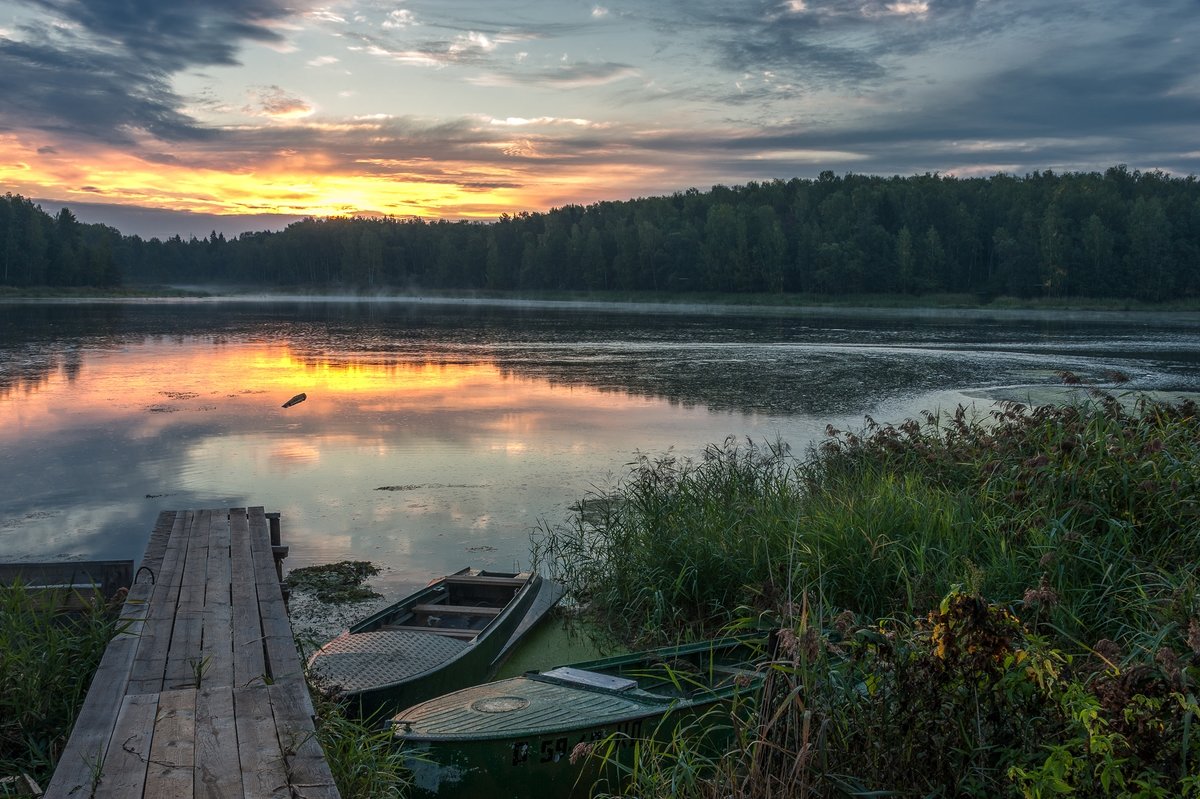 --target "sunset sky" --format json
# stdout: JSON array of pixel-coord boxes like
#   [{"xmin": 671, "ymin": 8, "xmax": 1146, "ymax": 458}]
[{"xmin": 1, "ymin": 0, "xmax": 1198, "ymax": 238}]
